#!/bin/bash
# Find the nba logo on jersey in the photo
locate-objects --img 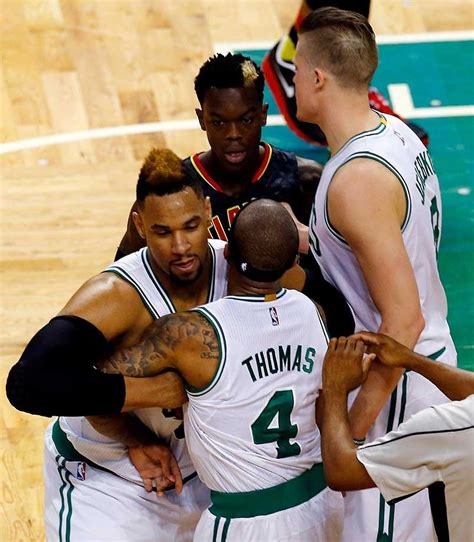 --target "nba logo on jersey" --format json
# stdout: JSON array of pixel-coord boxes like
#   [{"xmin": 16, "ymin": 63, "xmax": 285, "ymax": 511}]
[
  {"xmin": 269, "ymin": 307, "xmax": 279, "ymax": 326},
  {"xmin": 76, "ymin": 462, "xmax": 87, "ymax": 481}
]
